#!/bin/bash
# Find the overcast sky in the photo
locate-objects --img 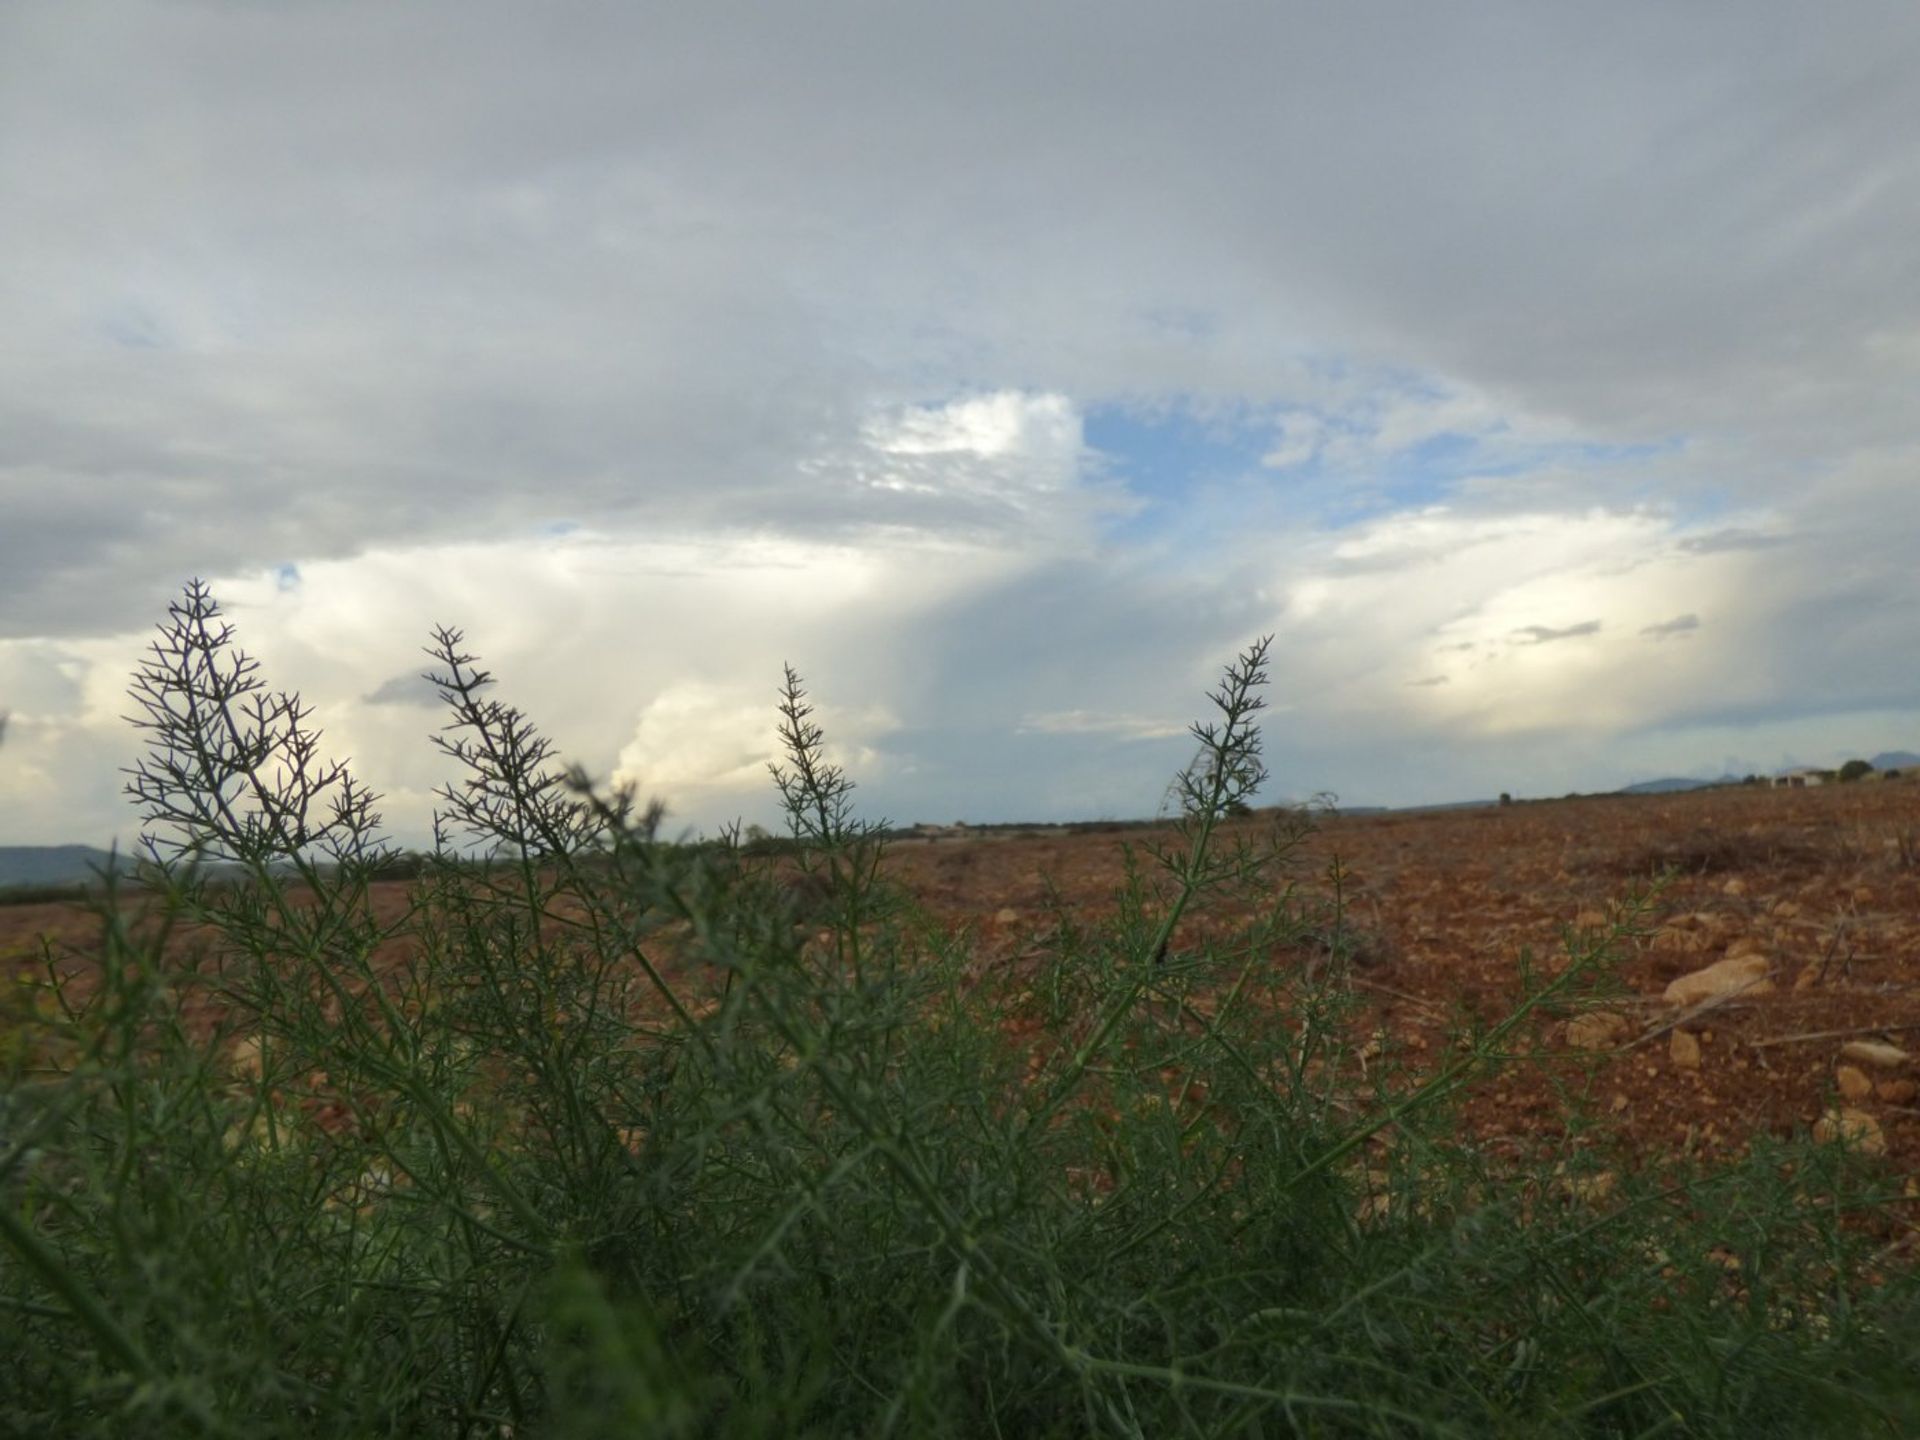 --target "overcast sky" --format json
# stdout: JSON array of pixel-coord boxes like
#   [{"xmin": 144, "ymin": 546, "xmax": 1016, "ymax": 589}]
[{"xmin": 4, "ymin": 2, "xmax": 1919, "ymax": 847}]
